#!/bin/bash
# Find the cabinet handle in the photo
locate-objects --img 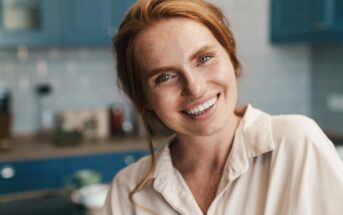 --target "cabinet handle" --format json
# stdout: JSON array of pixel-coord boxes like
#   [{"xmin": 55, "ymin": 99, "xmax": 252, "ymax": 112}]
[
  {"xmin": 1, "ymin": 166, "xmax": 15, "ymax": 179},
  {"xmin": 124, "ymin": 155, "xmax": 136, "ymax": 165}
]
